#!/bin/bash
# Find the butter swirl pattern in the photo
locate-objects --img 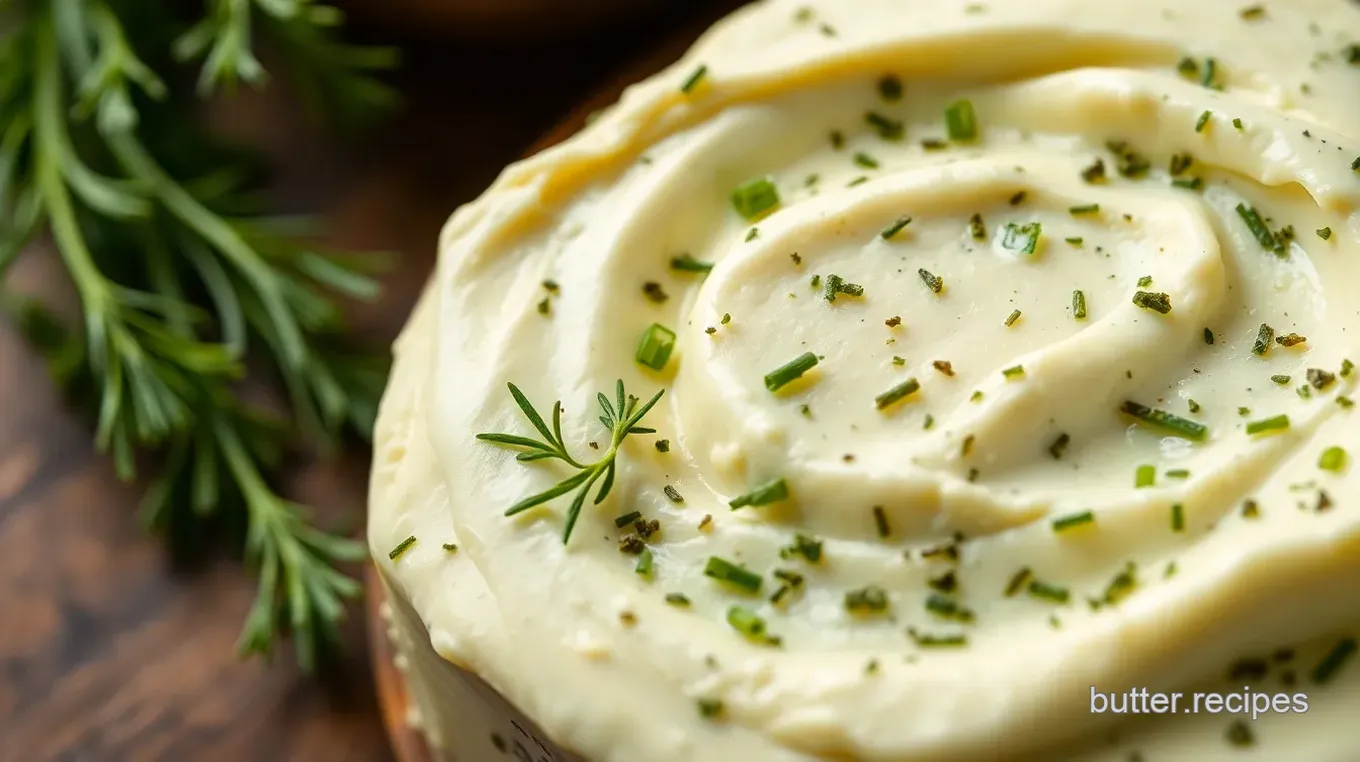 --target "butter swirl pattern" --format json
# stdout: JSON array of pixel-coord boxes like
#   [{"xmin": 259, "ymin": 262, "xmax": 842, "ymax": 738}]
[{"xmin": 373, "ymin": 2, "xmax": 1360, "ymax": 760}]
